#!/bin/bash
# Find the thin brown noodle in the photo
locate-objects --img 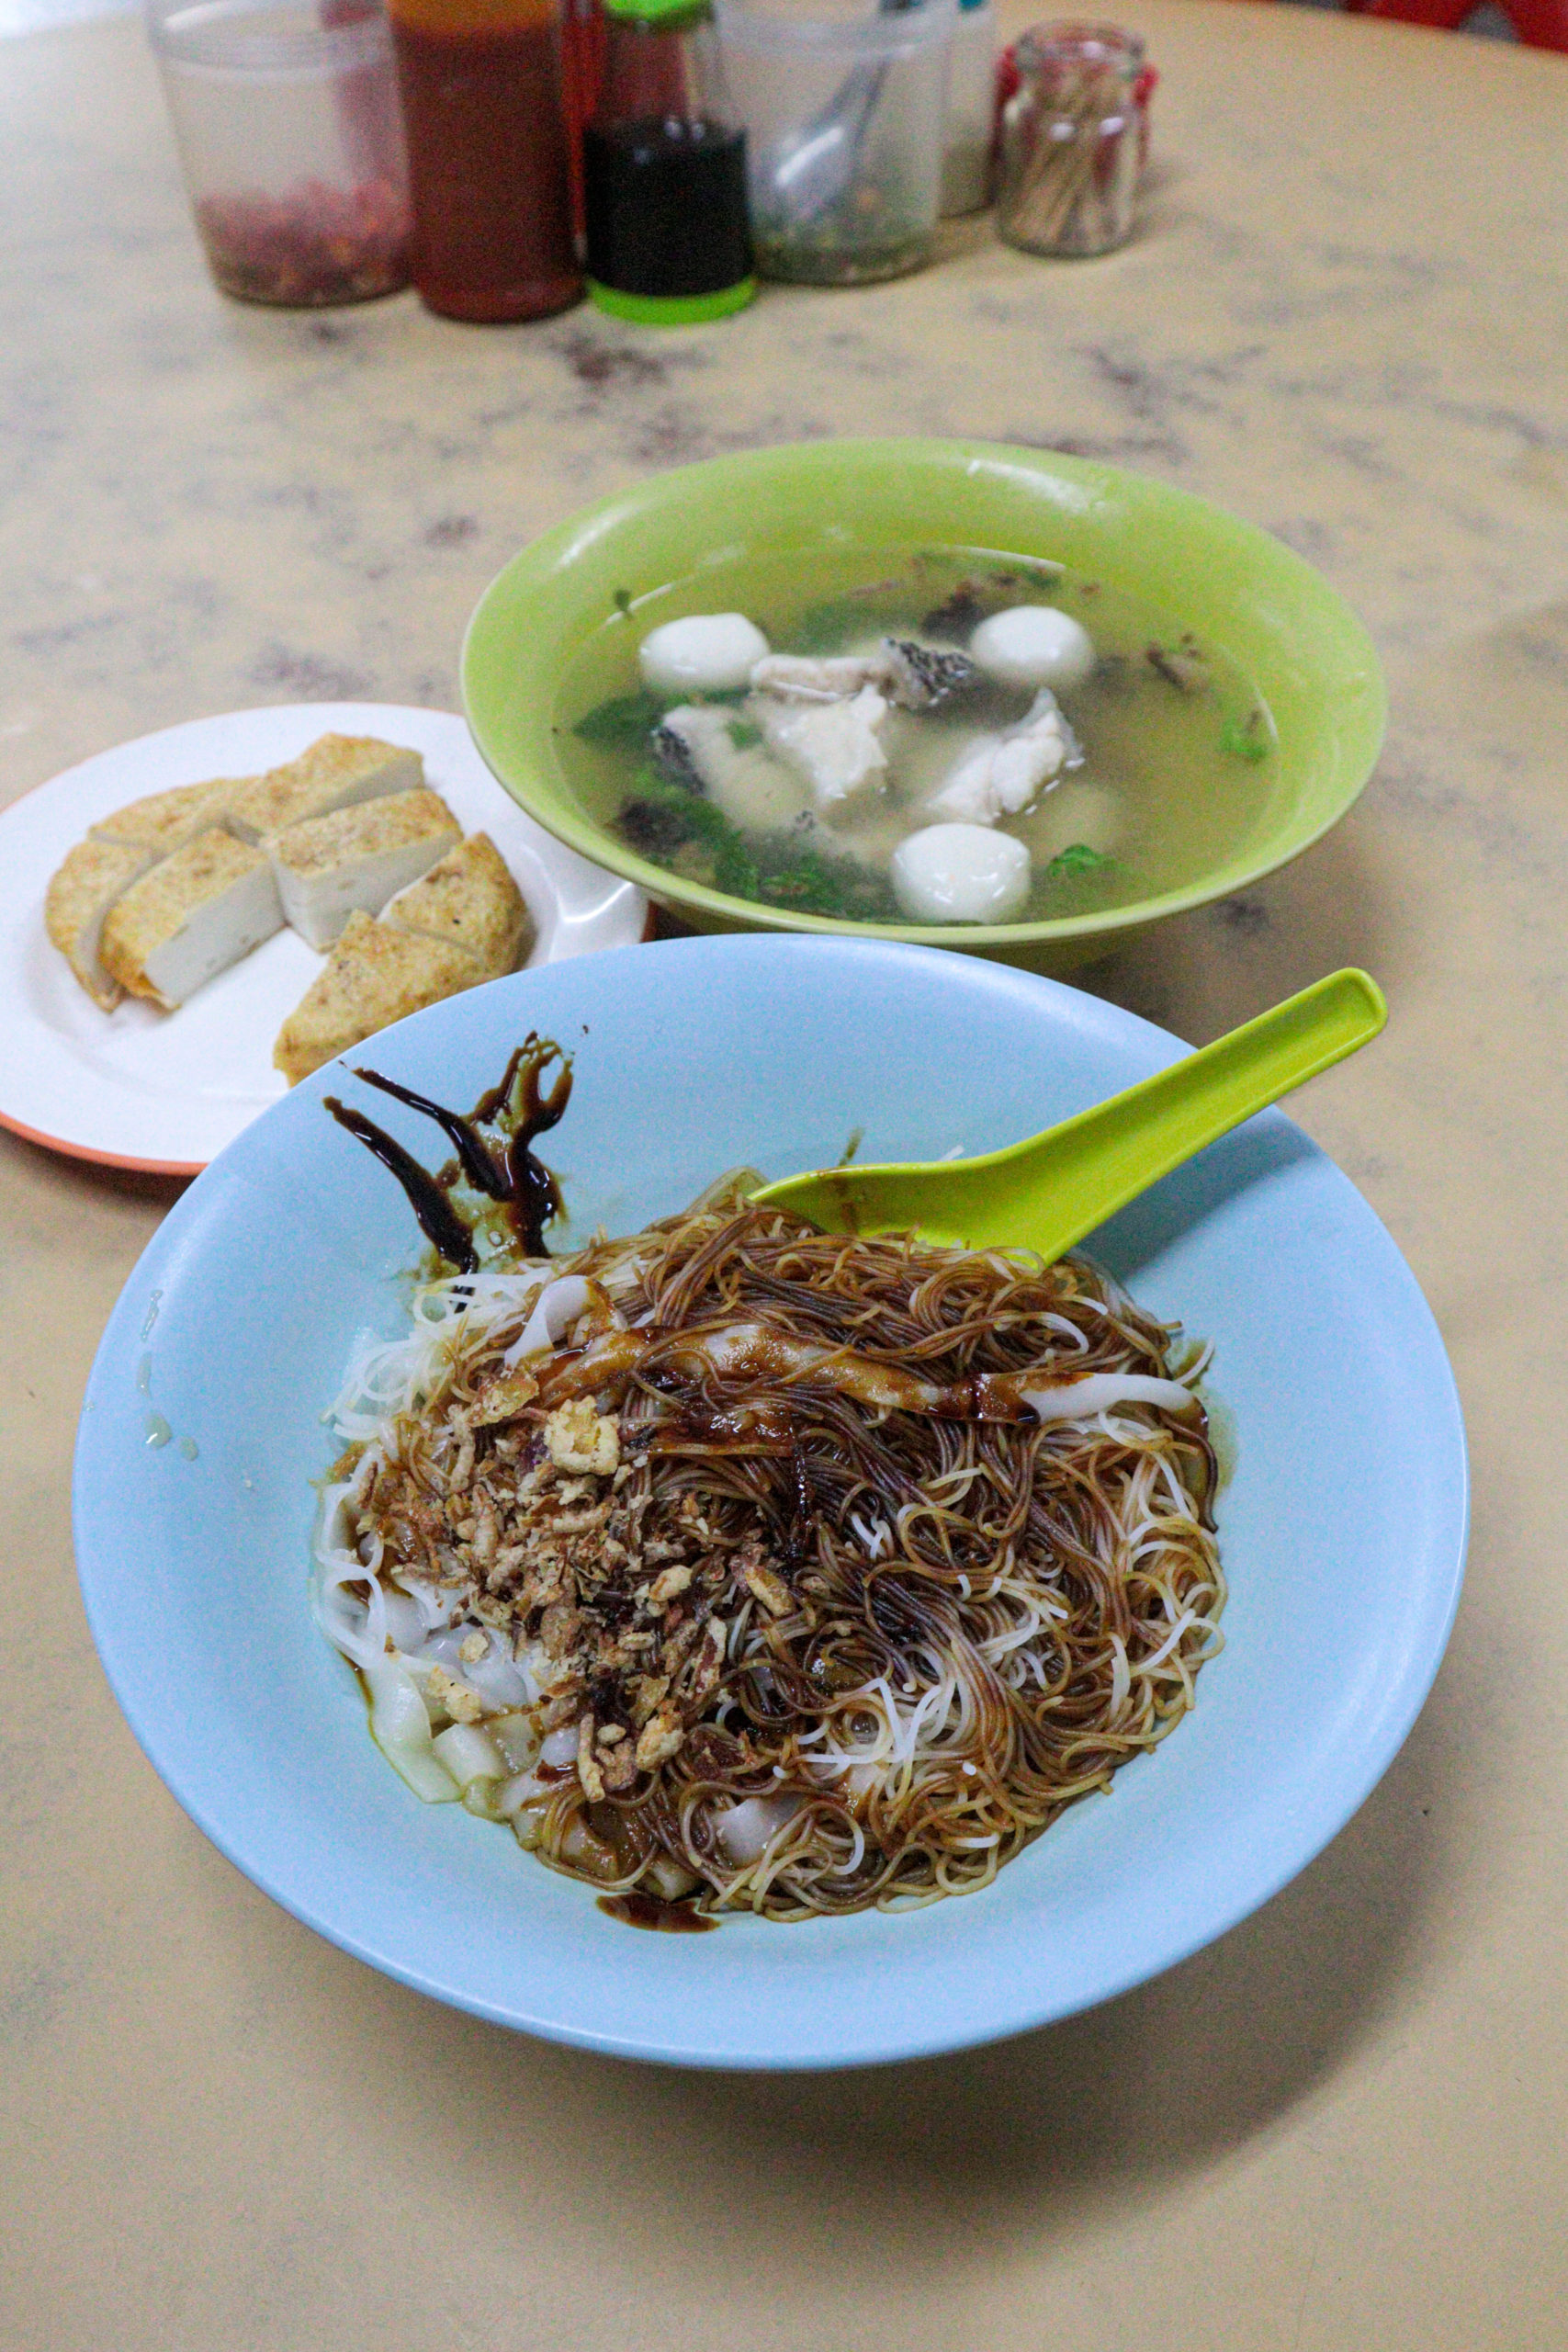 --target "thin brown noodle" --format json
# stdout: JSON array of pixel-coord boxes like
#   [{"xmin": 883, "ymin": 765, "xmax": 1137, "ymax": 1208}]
[{"xmin": 344, "ymin": 1184, "xmax": 1224, "ymax": 1921}]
